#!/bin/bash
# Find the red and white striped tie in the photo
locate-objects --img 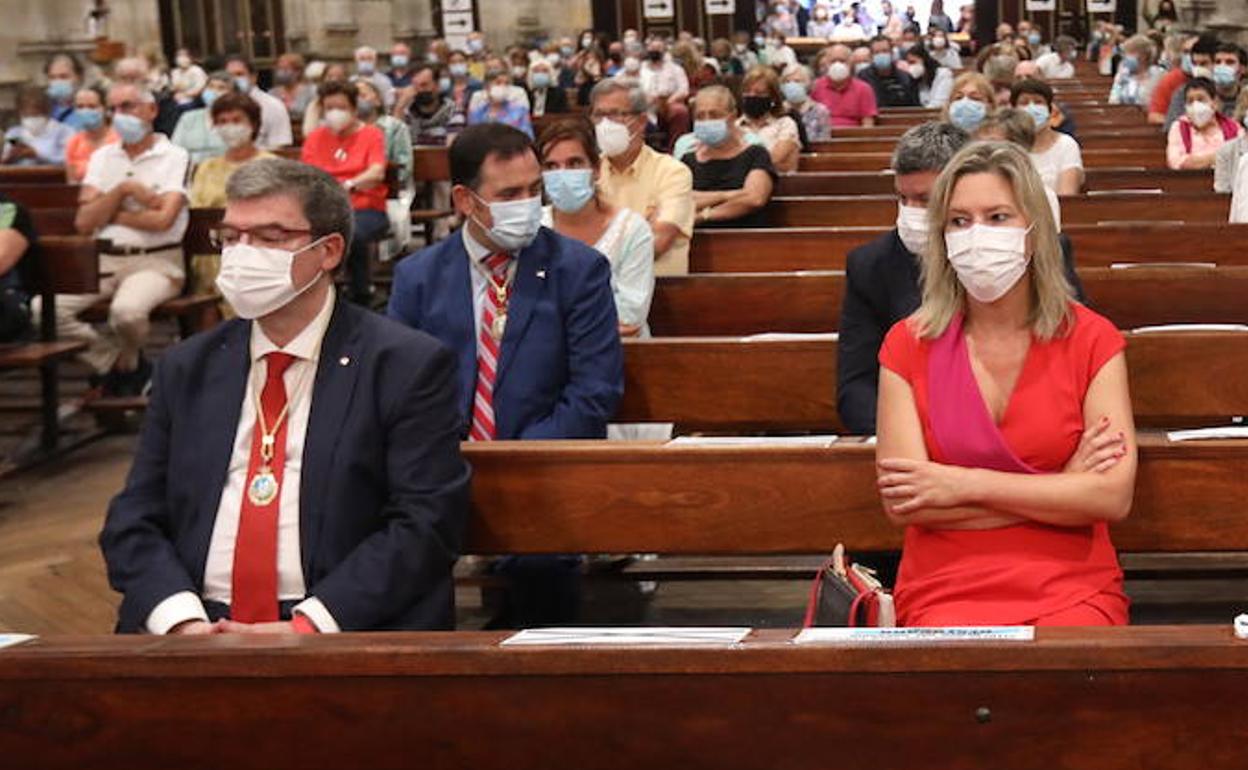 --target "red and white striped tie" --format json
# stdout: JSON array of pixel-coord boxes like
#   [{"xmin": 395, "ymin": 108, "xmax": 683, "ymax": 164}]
[{"xmin": 469, "ymin": 252, "xmax": 511, "ymax": 441}]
